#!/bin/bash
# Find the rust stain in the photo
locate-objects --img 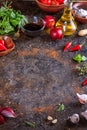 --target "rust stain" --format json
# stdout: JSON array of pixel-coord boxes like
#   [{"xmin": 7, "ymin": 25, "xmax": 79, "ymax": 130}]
[
  {"xmin": 32, "ymin": 105, "xmax": 55, "ymax": 112},
  {"xmin": 17, "ymin": 48, "xmax": 39, "ymax": 56}
]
